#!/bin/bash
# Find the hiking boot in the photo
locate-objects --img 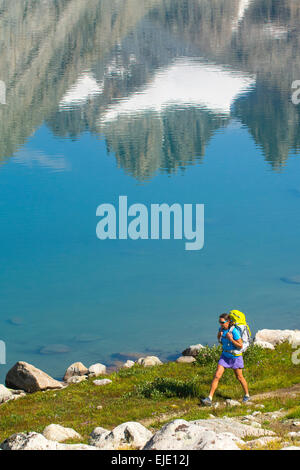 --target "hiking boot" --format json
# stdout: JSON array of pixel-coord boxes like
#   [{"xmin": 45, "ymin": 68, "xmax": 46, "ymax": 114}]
[
  {"xmin": 242, "ymin": 395, "xmax": 251, "ymax": 403},
  {"xmin": 201, "ymin": 397, "xmax": 212, "ymax": 406}
]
